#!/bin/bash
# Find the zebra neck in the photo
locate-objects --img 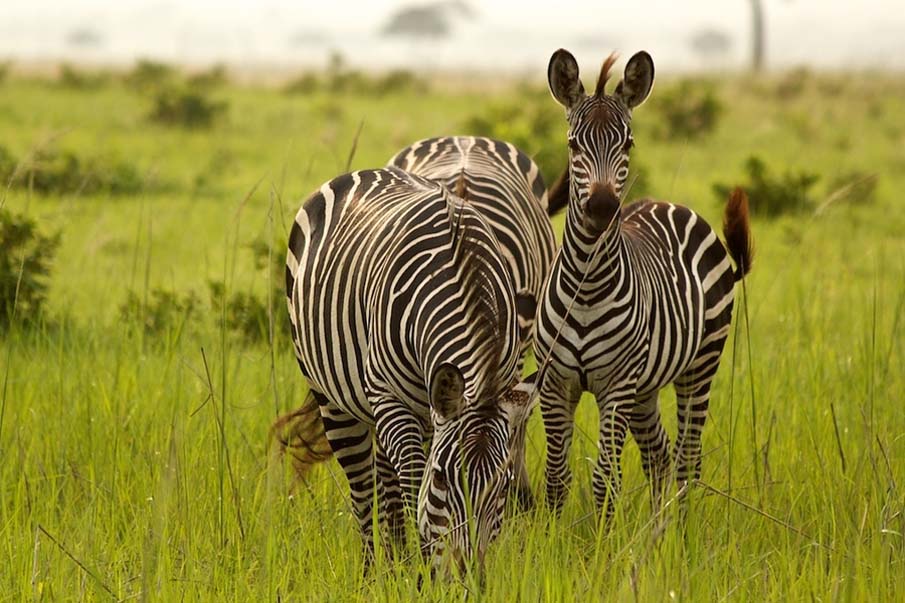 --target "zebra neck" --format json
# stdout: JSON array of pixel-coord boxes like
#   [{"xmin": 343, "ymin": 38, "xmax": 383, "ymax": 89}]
[{"xmin": 561, "ymin": 210, "xmax": 627, "ymax": 285}]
